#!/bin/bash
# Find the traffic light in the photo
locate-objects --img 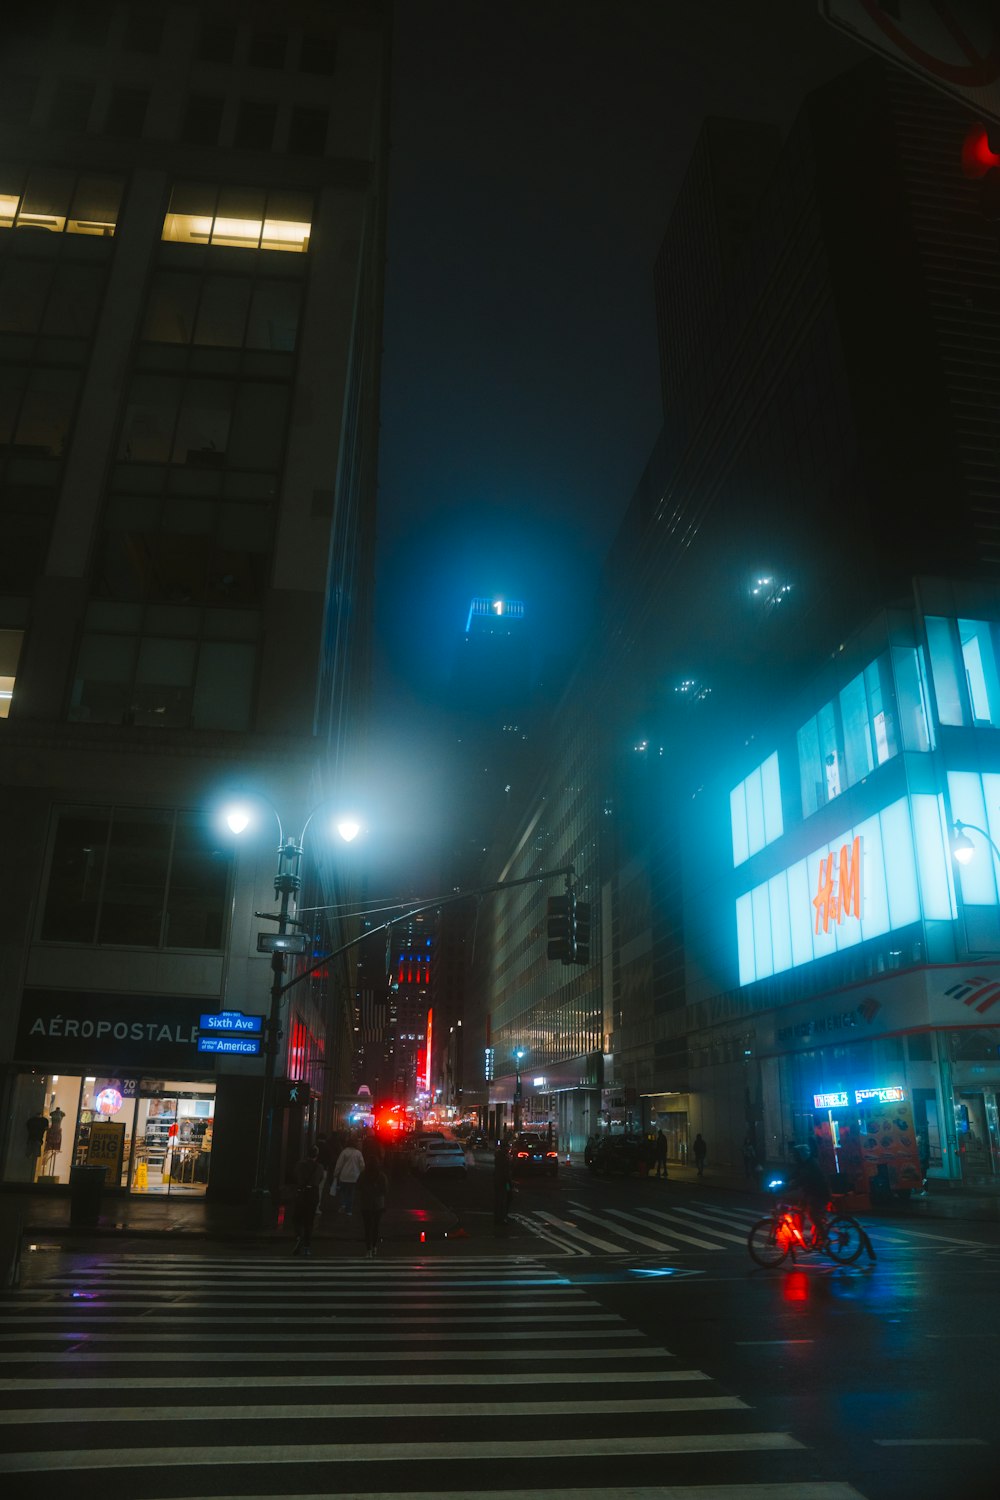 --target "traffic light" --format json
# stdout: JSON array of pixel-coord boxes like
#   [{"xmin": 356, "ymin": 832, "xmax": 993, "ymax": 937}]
[
  {"xmin": 546, "ymin": 891, "xmax": 592, "ymax": 964},
  {"xmin": 573, "ymin": 901, "xmax": 592, "ymax": 965},
  {"xmin": 546, "ymin": 894, "xmax": 572, "ymax": 962},
  {"xmin": 274, "ymin": 1078, "xmax": 311, "ymax": 1108},
  {"xmin": 961, "ymin": 122, "xmax": 1000, "ymax": 220}
]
